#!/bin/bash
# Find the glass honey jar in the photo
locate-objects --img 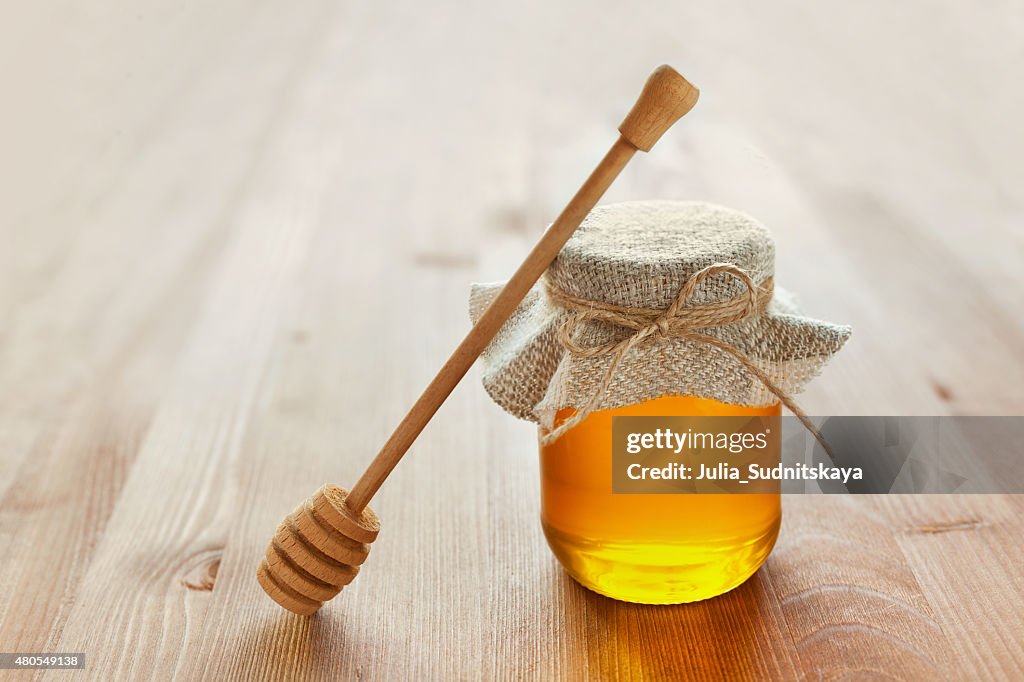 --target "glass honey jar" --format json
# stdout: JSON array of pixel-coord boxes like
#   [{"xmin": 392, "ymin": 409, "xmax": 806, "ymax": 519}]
[
  {"xmin": 540, "ymin": 395, "xmax": 781, "ymax": 603},
  {"xmin": 470, "ymin": 200, "xmax": 849, "ymax": 605}
]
